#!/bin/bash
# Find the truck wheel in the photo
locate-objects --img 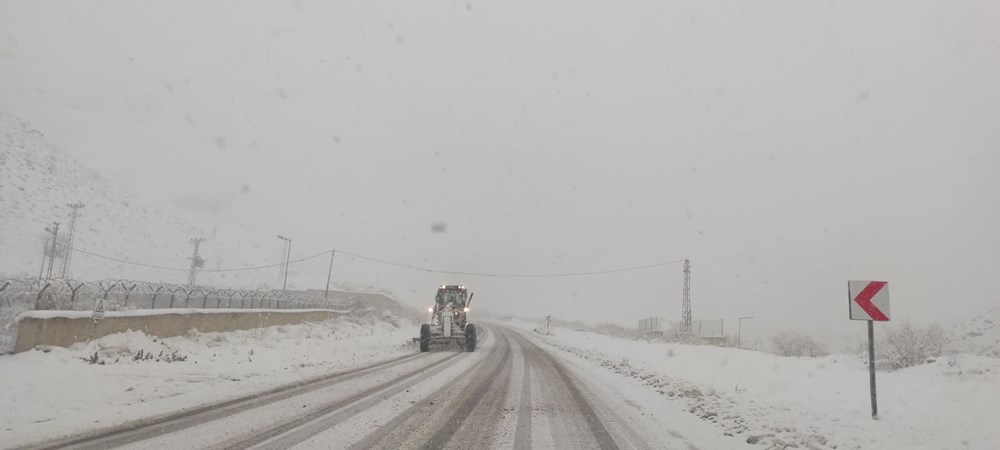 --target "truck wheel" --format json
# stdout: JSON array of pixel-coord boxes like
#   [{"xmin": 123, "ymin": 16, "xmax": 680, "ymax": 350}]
[
  {"xmin": 420, "ymin": 324, "xmax": 430, "ymax": 352},
  {"xmin": 465, "ymin": 324, "xmax": 477, "ymax": 352}
]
